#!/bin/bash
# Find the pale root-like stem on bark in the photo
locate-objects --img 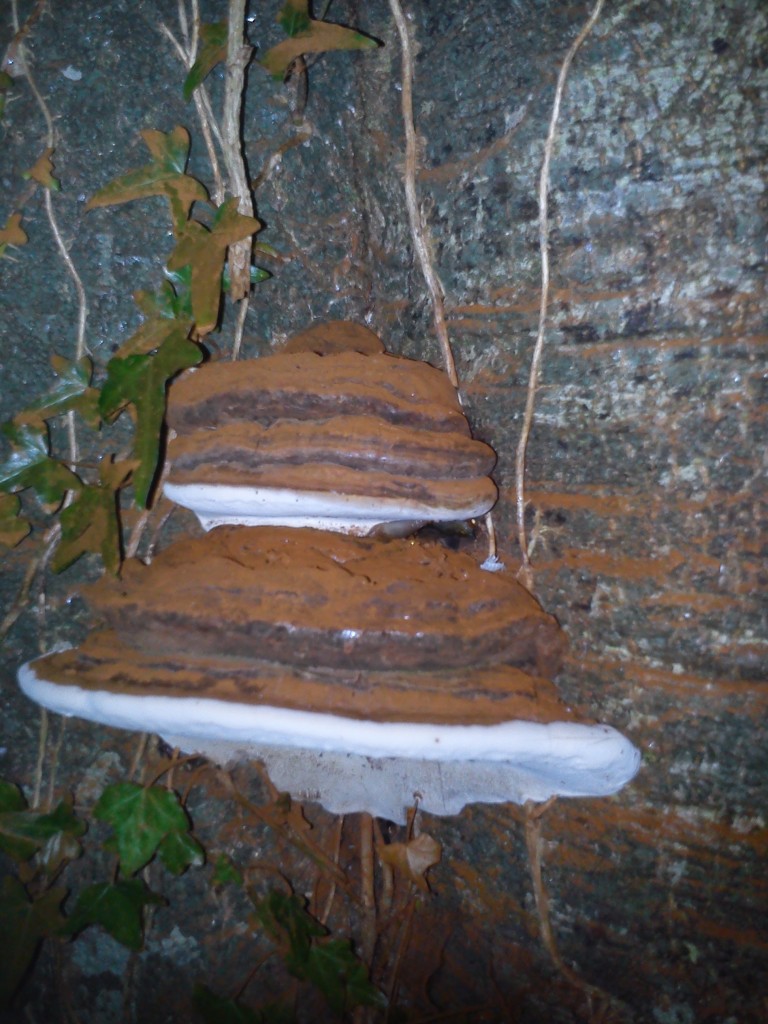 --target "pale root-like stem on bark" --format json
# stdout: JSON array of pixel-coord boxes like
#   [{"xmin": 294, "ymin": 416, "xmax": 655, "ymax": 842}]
[
  {"xmin": 387, "ymin": 0, "xmax": 458, "ymax": 391},
  {"xmin": 224, "ymin": 0, "xmax": 255, "ymax": 360},
  {"xmin": 159, "ymin": 0, "xmax": 225, "ymax": 204},
  {"xmin": 524, "ymin": 798, "xmax": 618, "ymax": 1015},
  {"xmin": 319, "ymin": 815, "xmax": 344, "ymax": 926},
  {"xmin": 514, "ymin": 0, "xmax": 606, "ymax": 591},
  {"xmin": 12, "ymin": 1, "xmax": 89, "ymax": 477},
  {"xmin": 388, "ymin": 0, "xmax": 499, "ymax": 562},
  {"xmin": 32, "ymin": 709, "xmax": 48, "ymax": 809}
]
